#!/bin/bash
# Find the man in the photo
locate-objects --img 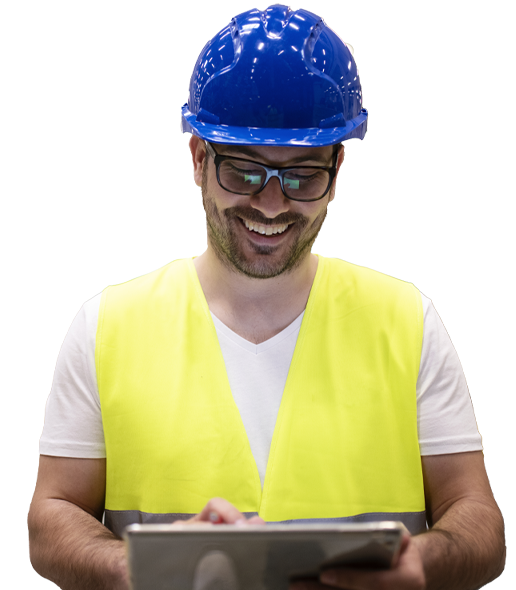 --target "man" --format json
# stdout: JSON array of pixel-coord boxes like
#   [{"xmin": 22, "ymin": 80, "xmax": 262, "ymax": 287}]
[{"xmin": 28, "ymin": 5, "xmax": 505, "ymax": 589}]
